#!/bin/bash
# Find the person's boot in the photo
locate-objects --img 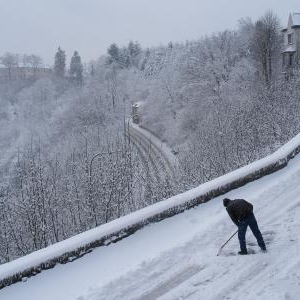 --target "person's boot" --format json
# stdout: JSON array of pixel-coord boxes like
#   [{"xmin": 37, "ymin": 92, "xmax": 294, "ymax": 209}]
[{"xmin": 238, "ymin": 250, "xmax": 248, "ymax": 255}]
